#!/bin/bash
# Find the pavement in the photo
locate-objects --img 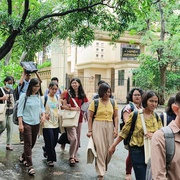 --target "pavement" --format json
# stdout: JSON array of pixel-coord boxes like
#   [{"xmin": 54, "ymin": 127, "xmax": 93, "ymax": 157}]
[{"xmin": 0, "ymin": 105, "xmax": 165, "ymax": 180}]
